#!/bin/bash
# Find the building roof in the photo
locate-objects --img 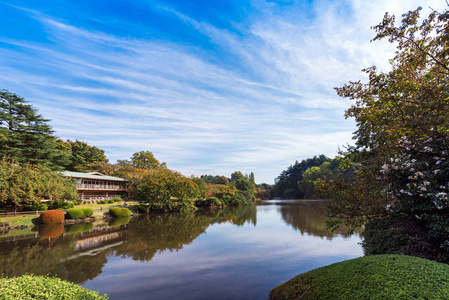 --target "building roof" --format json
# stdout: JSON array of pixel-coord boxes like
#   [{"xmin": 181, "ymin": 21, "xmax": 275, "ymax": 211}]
[{"xmin": 60, "ymin": 171, "xmax": 127, "ymax": 182}]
